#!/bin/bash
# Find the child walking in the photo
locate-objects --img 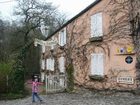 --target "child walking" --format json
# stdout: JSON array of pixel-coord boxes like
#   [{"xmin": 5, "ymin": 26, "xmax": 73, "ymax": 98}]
[{"xmin": 32, "ymin": 78, "xmax": 43, "ymax": 103}]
